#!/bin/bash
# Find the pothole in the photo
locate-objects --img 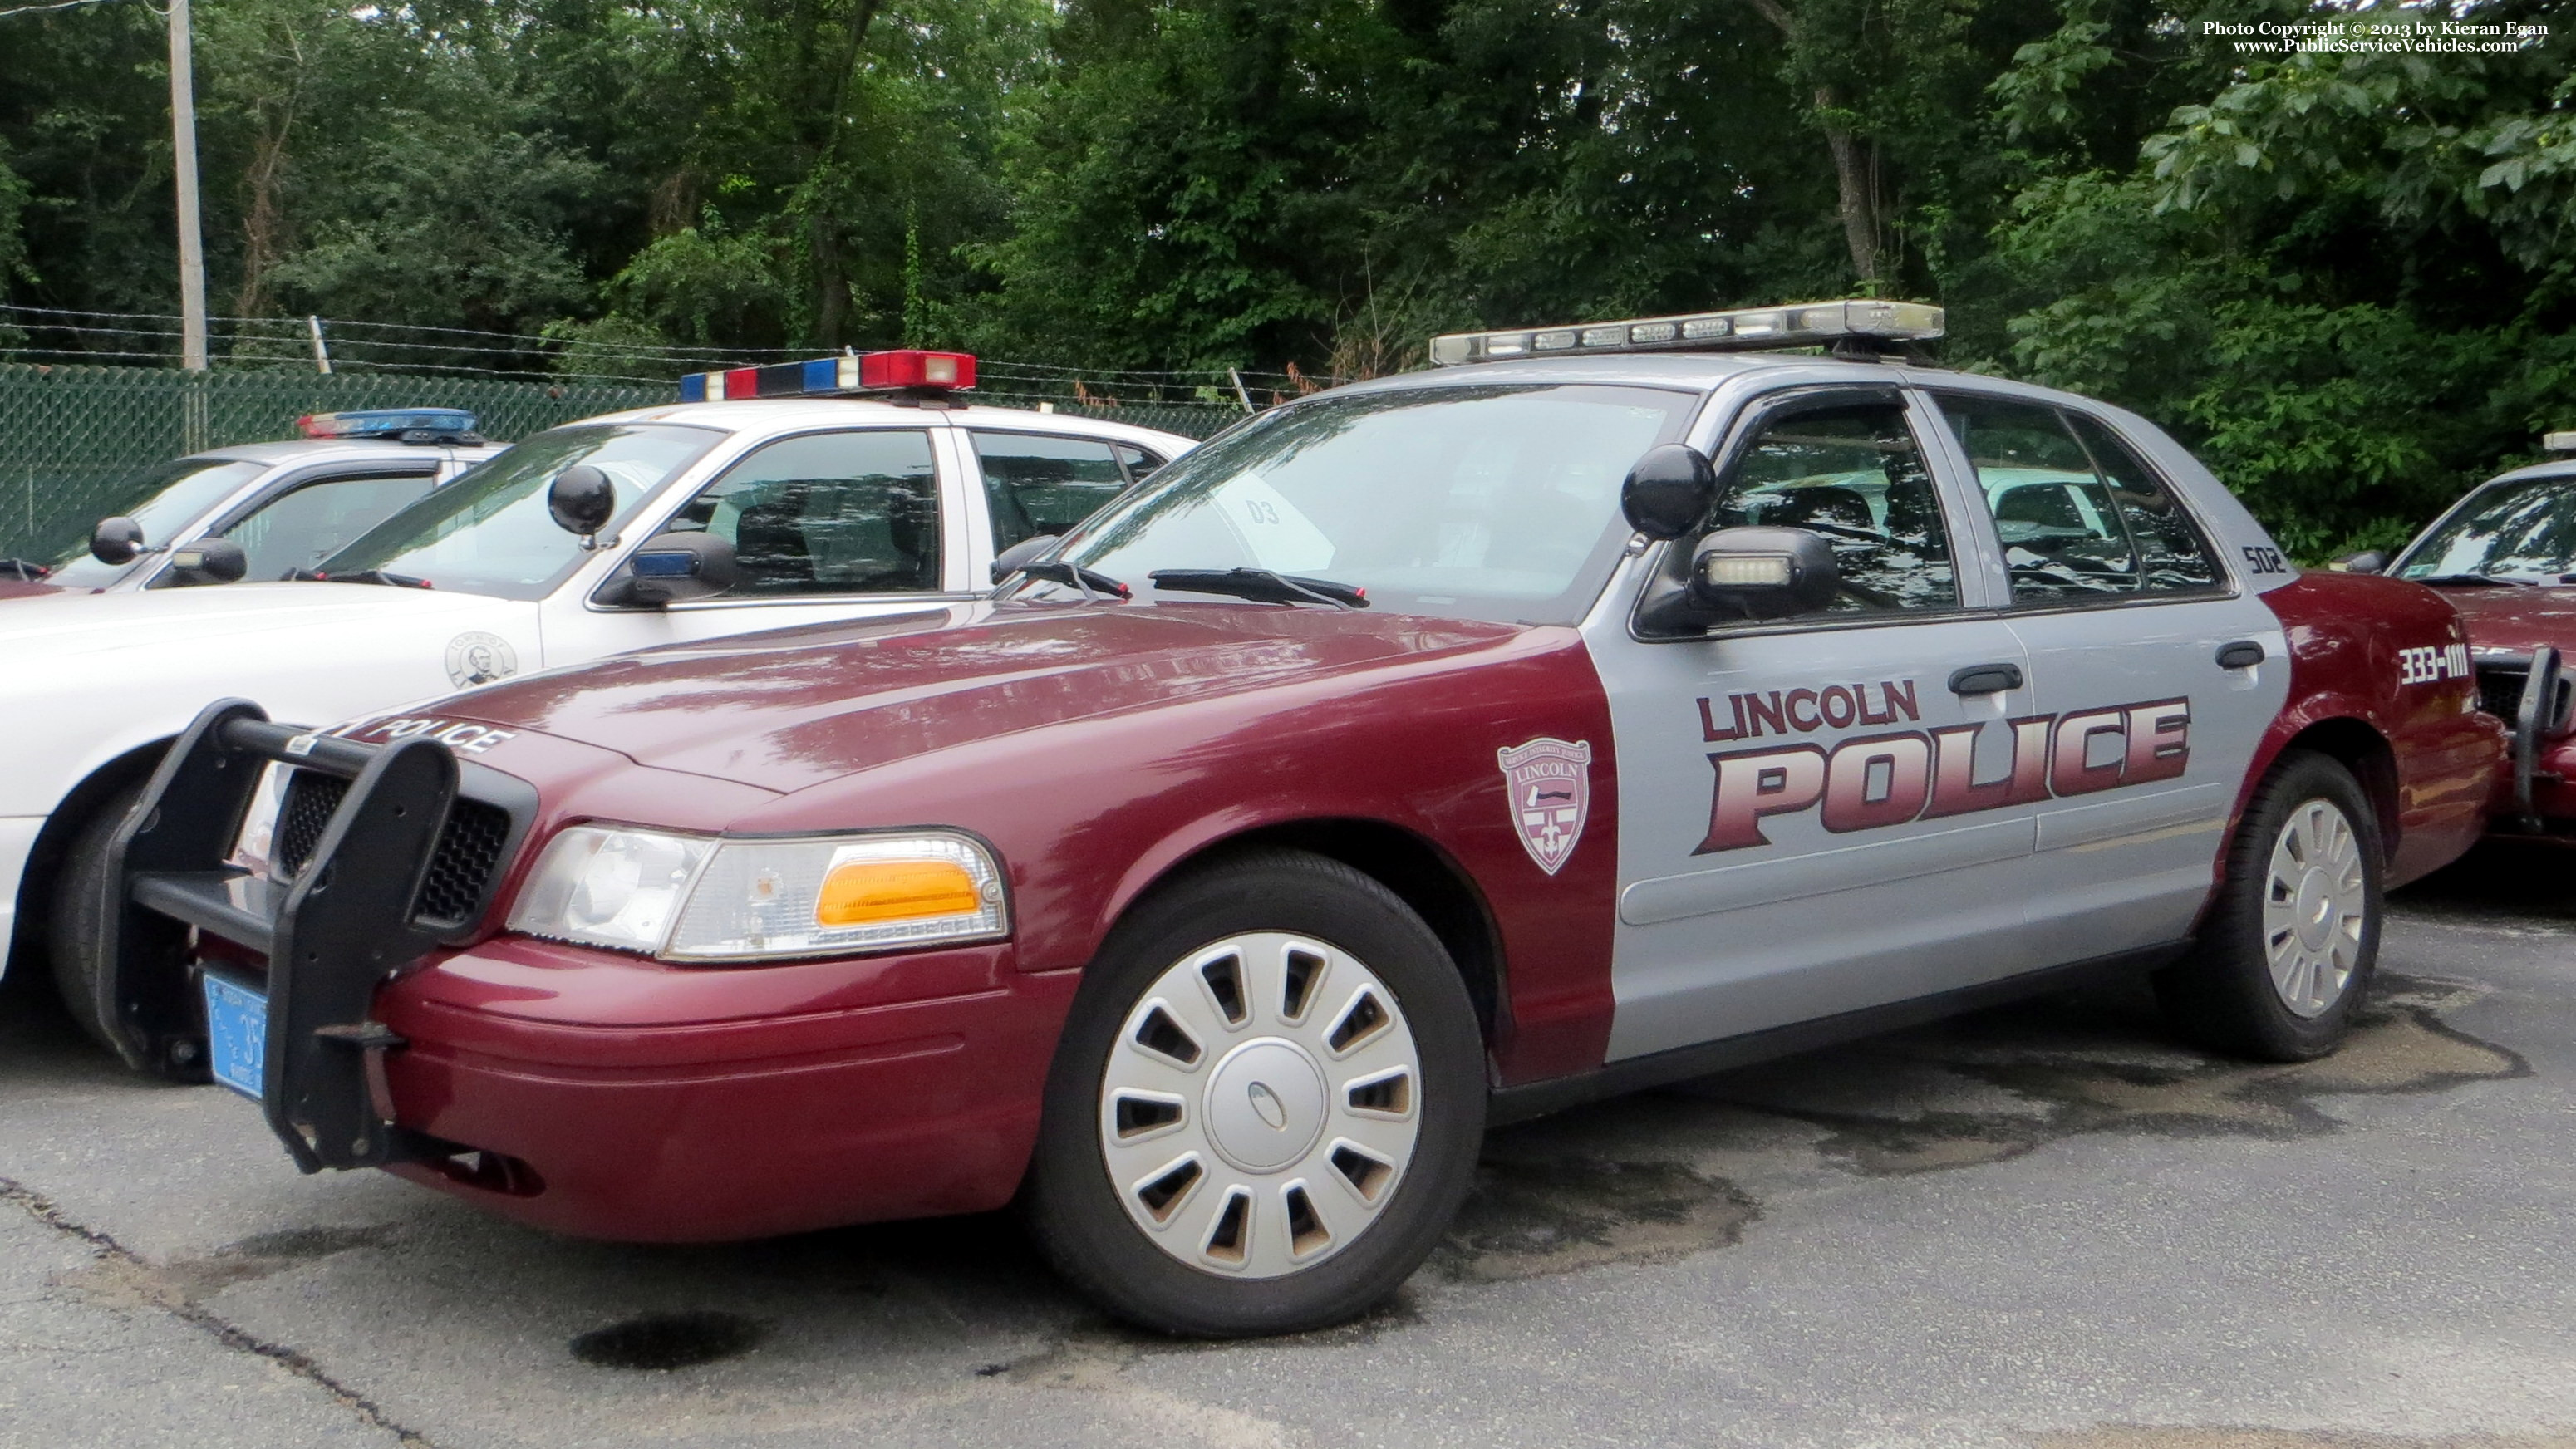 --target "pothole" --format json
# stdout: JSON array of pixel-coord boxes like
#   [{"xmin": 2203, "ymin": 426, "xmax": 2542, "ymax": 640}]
[{"xmin": 569, "ymin": 1310, "xmax": 765, "ymax": 1370}]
